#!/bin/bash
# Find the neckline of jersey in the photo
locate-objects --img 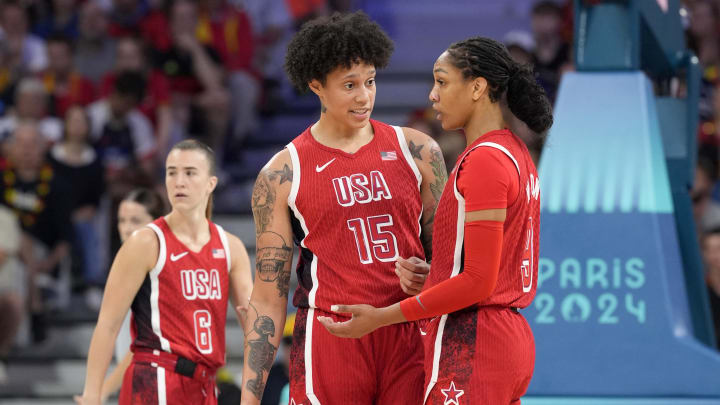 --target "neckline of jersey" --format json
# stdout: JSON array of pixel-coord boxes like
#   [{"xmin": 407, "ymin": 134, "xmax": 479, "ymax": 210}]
[
  {"xmin": 159, "ymin": 216, "xmax": 214, "ymax": 255},
  {"xmin": 305, "ymin": 119, "xmax": 380, "ymax": 159}
]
